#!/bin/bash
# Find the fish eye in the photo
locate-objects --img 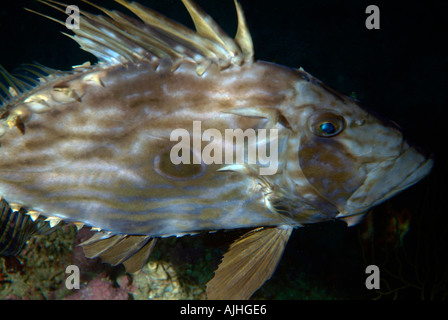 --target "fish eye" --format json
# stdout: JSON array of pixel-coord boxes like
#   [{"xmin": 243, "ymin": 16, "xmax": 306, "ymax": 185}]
[
  {"xmin": 319, "ymin": 122, "xmax": 336, "ymax": 135},
  {"xmin": 309, "ymin": 112, "xmax": 345, "ymax": 137}
]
